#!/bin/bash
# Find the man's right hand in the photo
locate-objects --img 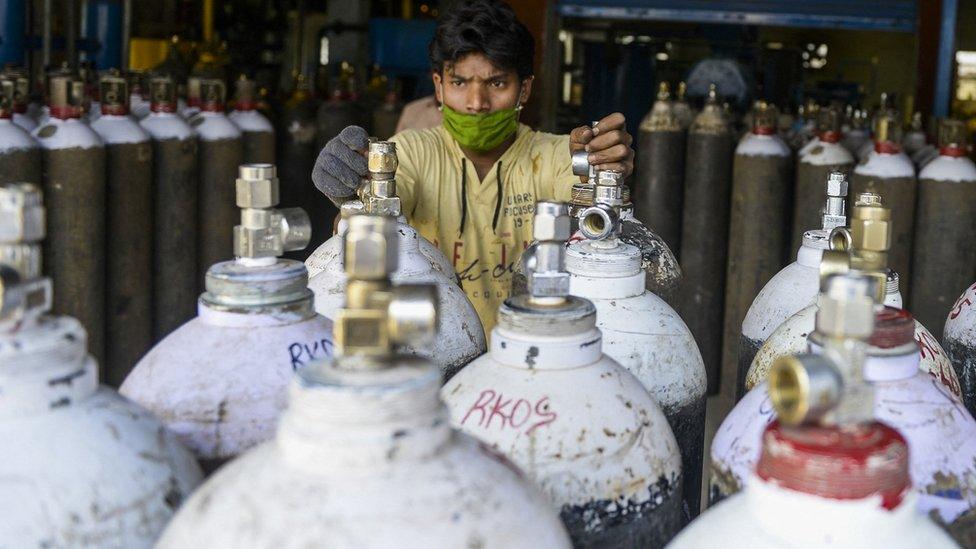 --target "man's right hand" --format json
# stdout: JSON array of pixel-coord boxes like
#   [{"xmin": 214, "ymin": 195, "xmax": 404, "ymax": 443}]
[{"xmin": 312, "ymin": 125, "xmax": 370, "ymax": 201}]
